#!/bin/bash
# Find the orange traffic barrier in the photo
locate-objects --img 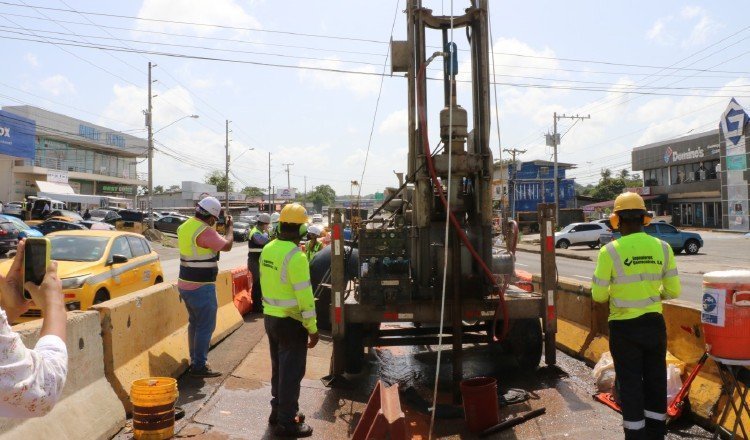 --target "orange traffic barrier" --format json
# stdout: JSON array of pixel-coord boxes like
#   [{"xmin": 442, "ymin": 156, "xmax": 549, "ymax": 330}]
[
  {"xmin": 231, "ymin": 266, "xmax": 253, "ymax": 315},
  {"xmin": 352, "ymin": 381, "xmax": 407, "ymax": 440},
  {"xmin": 513, "ymin": 269, "xmax": 534, "ymax": 293}
]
